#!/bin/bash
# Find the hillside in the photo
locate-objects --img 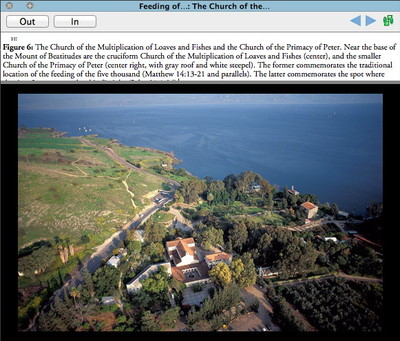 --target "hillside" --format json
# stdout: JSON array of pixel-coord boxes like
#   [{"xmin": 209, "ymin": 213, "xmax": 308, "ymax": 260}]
[{"xmin": 18, "ymin": 128, "xmax": 168, "ymax": 250}]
